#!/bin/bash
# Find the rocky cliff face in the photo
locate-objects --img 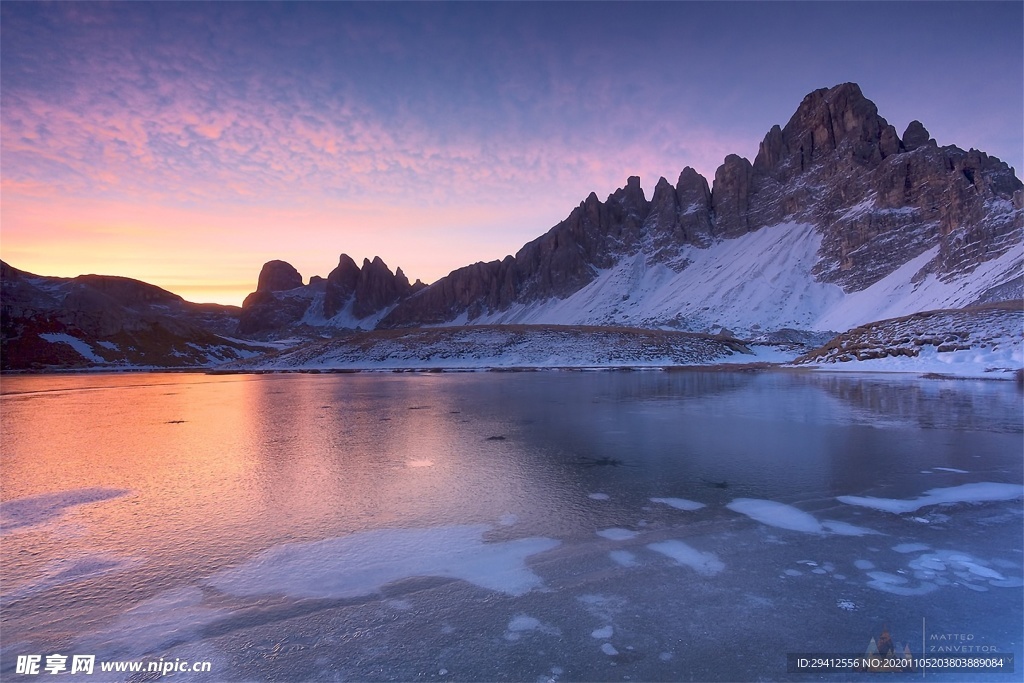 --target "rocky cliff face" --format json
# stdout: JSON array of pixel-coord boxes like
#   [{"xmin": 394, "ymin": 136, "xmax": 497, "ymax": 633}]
[
  {"xmin": 380, "ymin": 83, "xmax": 1022, "ymax": 329},
  {"xmin": 740, "ymin": 84, "xmax": 1021, "ymax": 291},
  {"xmin": 237, "ymin": 255, "xmax": 424, "ymax": 334}
]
